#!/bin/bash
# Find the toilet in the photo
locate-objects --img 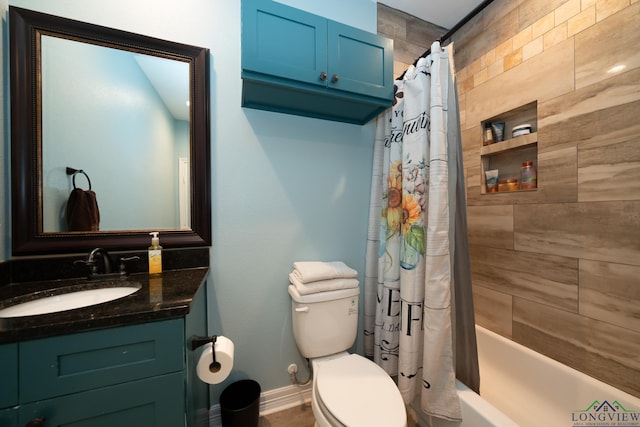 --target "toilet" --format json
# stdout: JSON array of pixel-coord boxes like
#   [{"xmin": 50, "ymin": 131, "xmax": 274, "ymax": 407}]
[{"xmin": 289, "ymin": 285, "xmax": 407, "ymax": 427}]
